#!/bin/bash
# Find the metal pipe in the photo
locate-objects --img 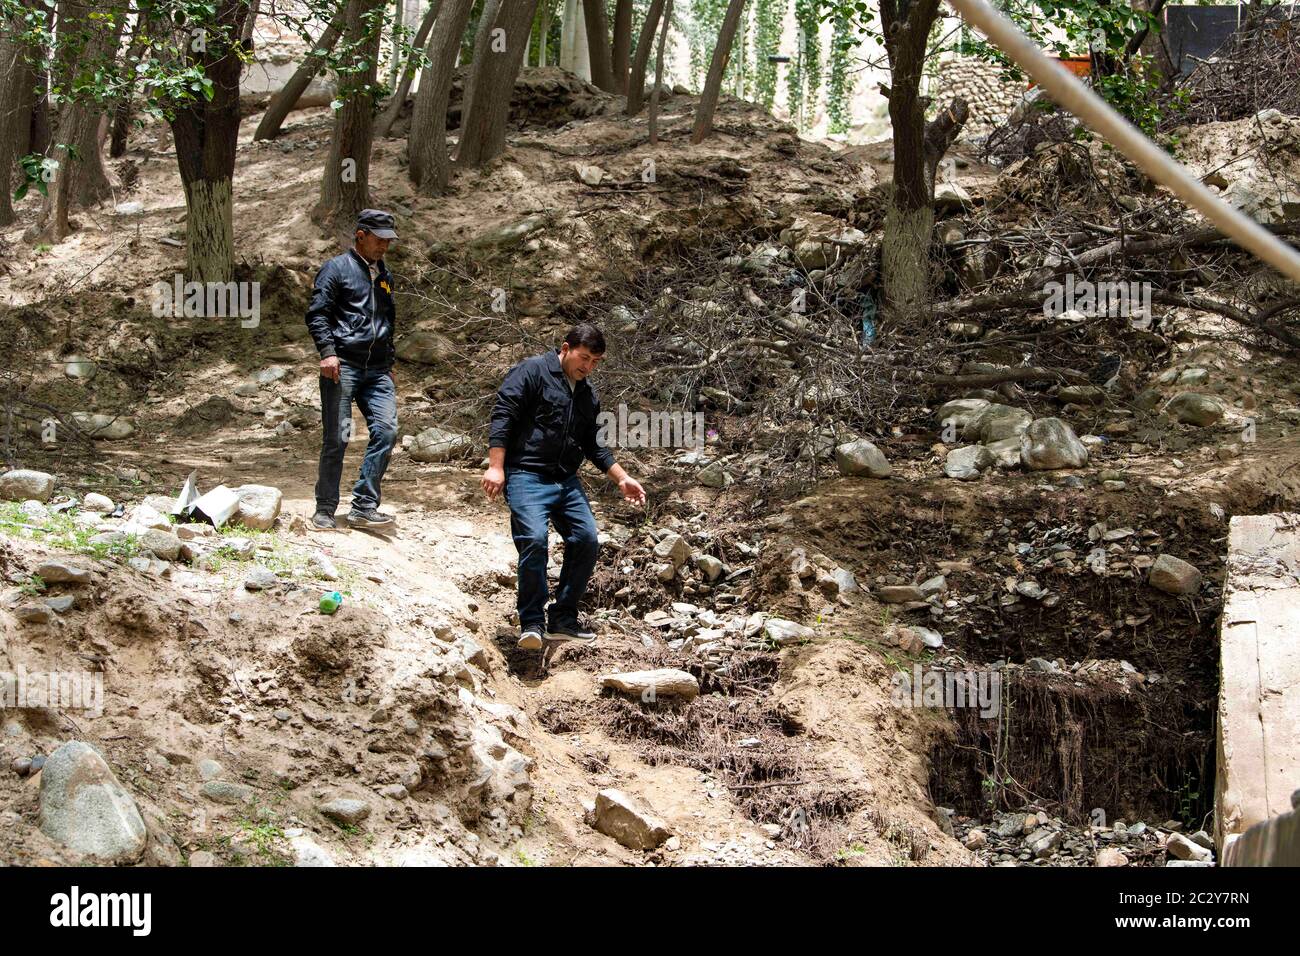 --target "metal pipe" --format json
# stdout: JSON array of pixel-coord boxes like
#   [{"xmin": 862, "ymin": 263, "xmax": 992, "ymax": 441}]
[{"xmin": 944, "ymin": 0, "xmax": 1300, "ymax": 283}]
